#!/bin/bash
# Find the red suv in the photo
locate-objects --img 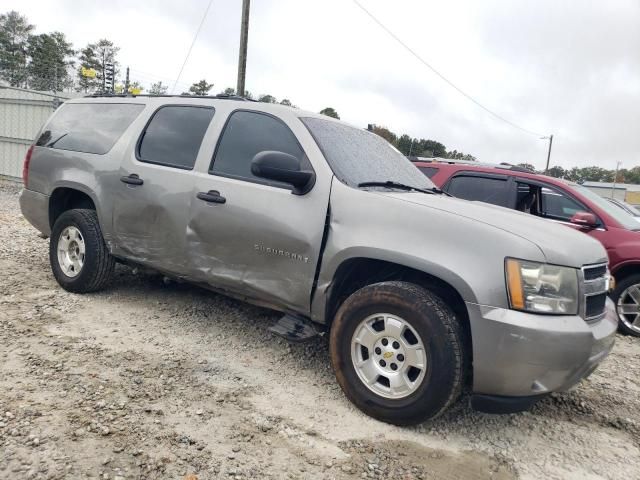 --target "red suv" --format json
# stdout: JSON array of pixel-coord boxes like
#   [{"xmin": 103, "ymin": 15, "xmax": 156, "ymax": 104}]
[{"xmin": 418, "ymin": 160, "xmax": 640, "ymax": 337}]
